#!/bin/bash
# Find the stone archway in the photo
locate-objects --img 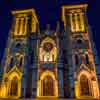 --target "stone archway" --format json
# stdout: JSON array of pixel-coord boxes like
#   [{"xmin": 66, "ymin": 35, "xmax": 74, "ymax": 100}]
[
  {"xmin": 43, "ymin": 75, "xmax": 54, "ymax": 96},
  {"xmin": 10, "ymin": 76, "xmax": 18, "ymax": 96},
  {"xmin": 80, "ymin": 75, "xmax": 92, "ymax": 96},
  {"xmin": 37, "ymin": 70, "xmax": 58, "ymax": 97},
  {"xmin": 75, "ymin": 70, "xmax": 93, "ymax": 98},
  {"xmin": 8, "ymin": 71, "xmax": 21, "ymax": 98}
]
